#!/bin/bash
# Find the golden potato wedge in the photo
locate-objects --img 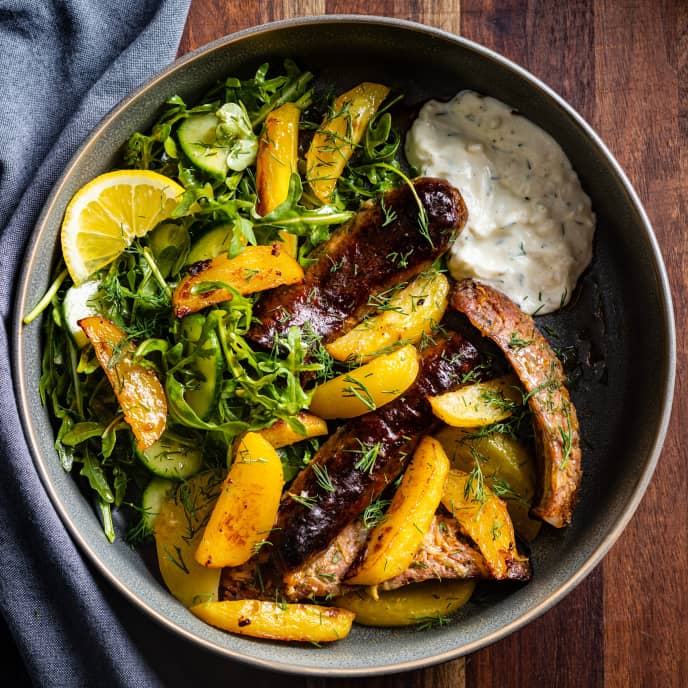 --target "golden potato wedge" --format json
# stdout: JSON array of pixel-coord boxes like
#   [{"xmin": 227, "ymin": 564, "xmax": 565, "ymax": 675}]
[
  {"xmin": 306, "ymin": 82, "xmax": 390, "ymax": 204},
  {"xmin": 172, "ymin": 244, "xmax": 304, "ymax": 317},
  {"xmin": 434, "ymin": 425, "xmax": 541, "ymax": 541},
  {"xmin": 190, "ymin": 600, "xmax": 355, "ymax": 642},
  {"xmin": 255, "ymin": 102, "xmax": 300, "ymax": 258},
  {"xmin": 326, "ymin": 272, "xmax": 450, "ymax": 362},
  {"xmin": 309, "ymin": 344, "xmax": 419, "ymax": 419},
  {"xmin": 441, "ymin": 468, "xmax": 529, "ymax": 579},
  {"xmin": 258, "ymin": 412, "xmax": 328, "ymax": 449},
  {"xmin": 497, "ymin": 492, "xmax": 541, "ymax": 542},
  {"xmin": 78, "ymin": 316, "xmax": 166, "ymax": 450},
  {"xmin": 346, "ymin": 436, "xmax": 450, "ymax": 585},
  {"xmin": 428, "ymin": 375, "xmax": 523, "ymax": 427},
  {"xmin": 256, "ymin": 103, "xmax": 300, "ymax": 216},
  {"xmin": 153, "ymin": 471, "xmax": 223, "ymax": 607},
  {"xmin": 334, "ymin": 579, "xmax": 476, "ymax": 627},
  {"xmin": 195, "ymin": 432, "xmax": 283, "ymax": 568}
]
